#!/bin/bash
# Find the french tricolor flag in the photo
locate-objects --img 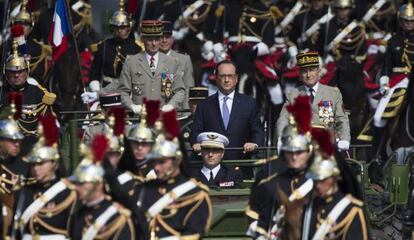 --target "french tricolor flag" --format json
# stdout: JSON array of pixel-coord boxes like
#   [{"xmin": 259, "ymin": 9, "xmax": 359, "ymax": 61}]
[{"xmin": 49, "ymin": 0, "xmax": 71, "ymax": 61}]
